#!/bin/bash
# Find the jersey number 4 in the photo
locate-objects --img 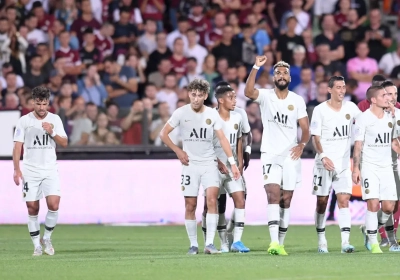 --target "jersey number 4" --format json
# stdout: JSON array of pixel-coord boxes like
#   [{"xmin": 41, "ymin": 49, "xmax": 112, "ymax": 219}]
[
  {"xmin": 181, "ymin": 175, "xmax": 191, "ymax": 186},
  {"xmin": 23, "ymin": 182, "xmax": 29, "ymax": 192}
]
